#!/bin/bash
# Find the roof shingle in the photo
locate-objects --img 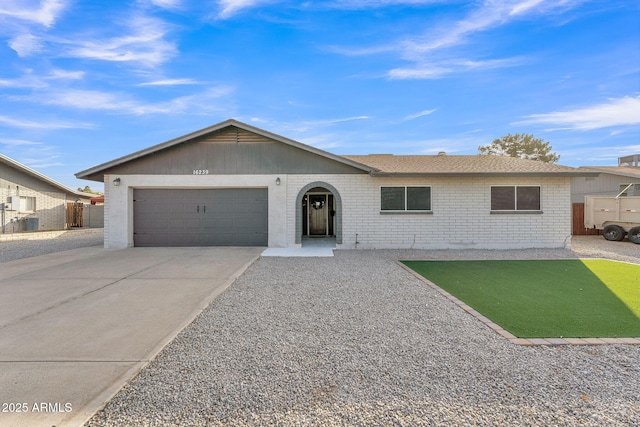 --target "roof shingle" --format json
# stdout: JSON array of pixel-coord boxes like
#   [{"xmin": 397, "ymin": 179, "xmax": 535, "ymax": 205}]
[{"xmin": 344, "ymin": 154, "xmax": 595, "ymax": 176}]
